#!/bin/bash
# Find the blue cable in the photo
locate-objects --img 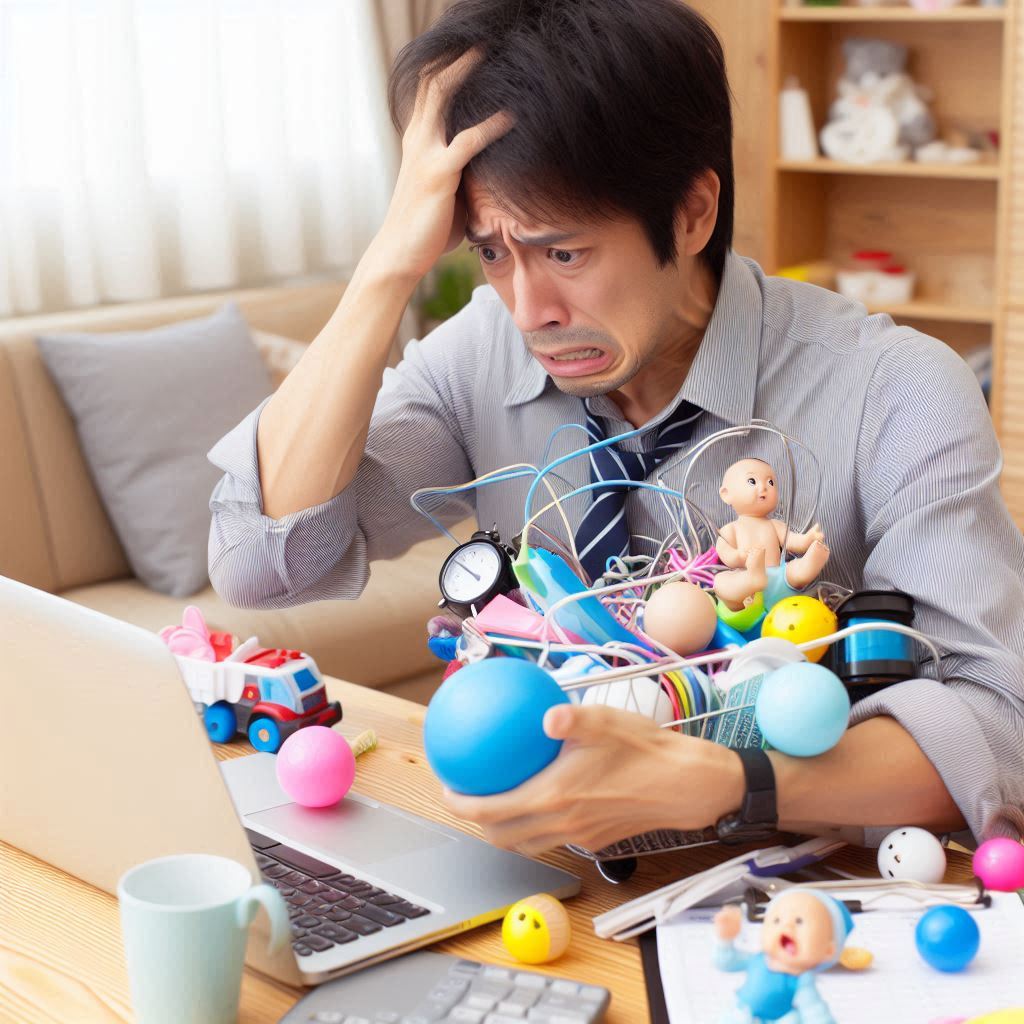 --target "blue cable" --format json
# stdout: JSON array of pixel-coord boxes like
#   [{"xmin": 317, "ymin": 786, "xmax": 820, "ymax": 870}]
[
  {"xmin": 410, "ymin": 420, "xmax": 598, "ymax": 541},
  {"xmin": 524, "ymin": 478, "xmax": 686, "ymax": 537},
  {"xmin": 524, "ymin": 421, "xmax": 654, "ymax": 530},
  {"xmin": 411, "ymin": 426, "xmax": 690, "ymax": 559},
  {"xmin": 411, "ymin": 467, "xmax": 538, "ymax": 540},
  {"xmin": 539, "ymin": 421, "xmax": 604, "ymax": 467}
]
